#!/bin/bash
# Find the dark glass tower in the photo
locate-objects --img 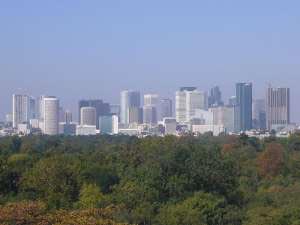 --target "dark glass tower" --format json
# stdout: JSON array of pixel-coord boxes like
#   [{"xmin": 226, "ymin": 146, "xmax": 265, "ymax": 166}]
[
  {"xmin": 78, "ymin": 99, "xmax": 110, "ymax": 129},
  {"xmin": 208, "ymin": 86, "xmax": 224, "ymax": 107},
  {"xmin": 235, "ymin": 83, "xmax": 252, "ymax": 132}
]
